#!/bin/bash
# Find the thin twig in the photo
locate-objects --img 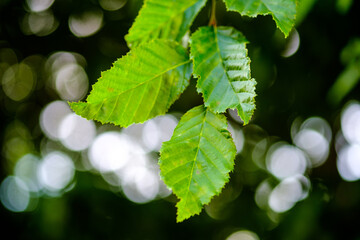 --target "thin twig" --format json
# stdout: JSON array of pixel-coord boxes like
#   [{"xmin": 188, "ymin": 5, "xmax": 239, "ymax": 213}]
[{"xmin": 208, "ymin": 0, "xmax": 217, "ymax": 26}]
